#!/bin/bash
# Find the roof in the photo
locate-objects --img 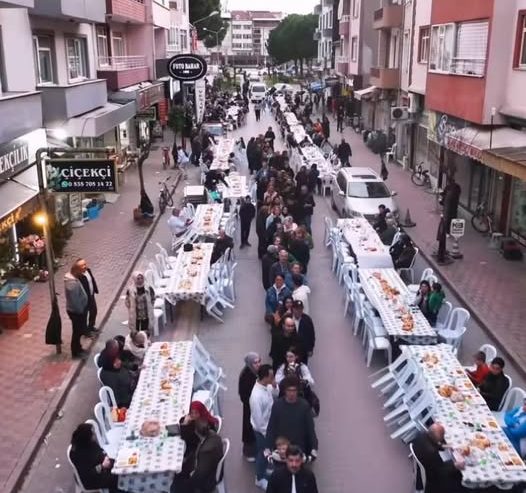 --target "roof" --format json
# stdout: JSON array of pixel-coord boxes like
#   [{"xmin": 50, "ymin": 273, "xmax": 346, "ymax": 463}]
[
  {"xmin": 230, "ymin": 10, "xmax": 283, "ymax": 22},
  {"xmin": 338, "ymin": 167, "xmax": 381, "ymax": 181}
]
